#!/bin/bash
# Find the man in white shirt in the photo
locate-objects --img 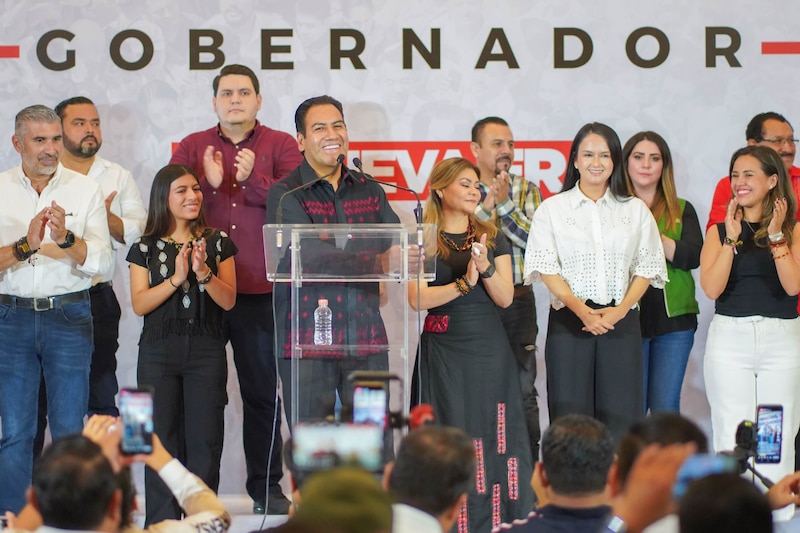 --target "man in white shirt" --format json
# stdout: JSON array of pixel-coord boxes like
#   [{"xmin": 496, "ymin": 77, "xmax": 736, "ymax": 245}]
[
  {"xmin": 0, "ymin": 105, "xmax": 113, "ymax": 514},
  {"xmin": 55, "ymin": 96, "xmax": 146, "ymax": 417},
  {"xmin": 384, "ymin": 425, "xmax": 475, "ymax": 533}
]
